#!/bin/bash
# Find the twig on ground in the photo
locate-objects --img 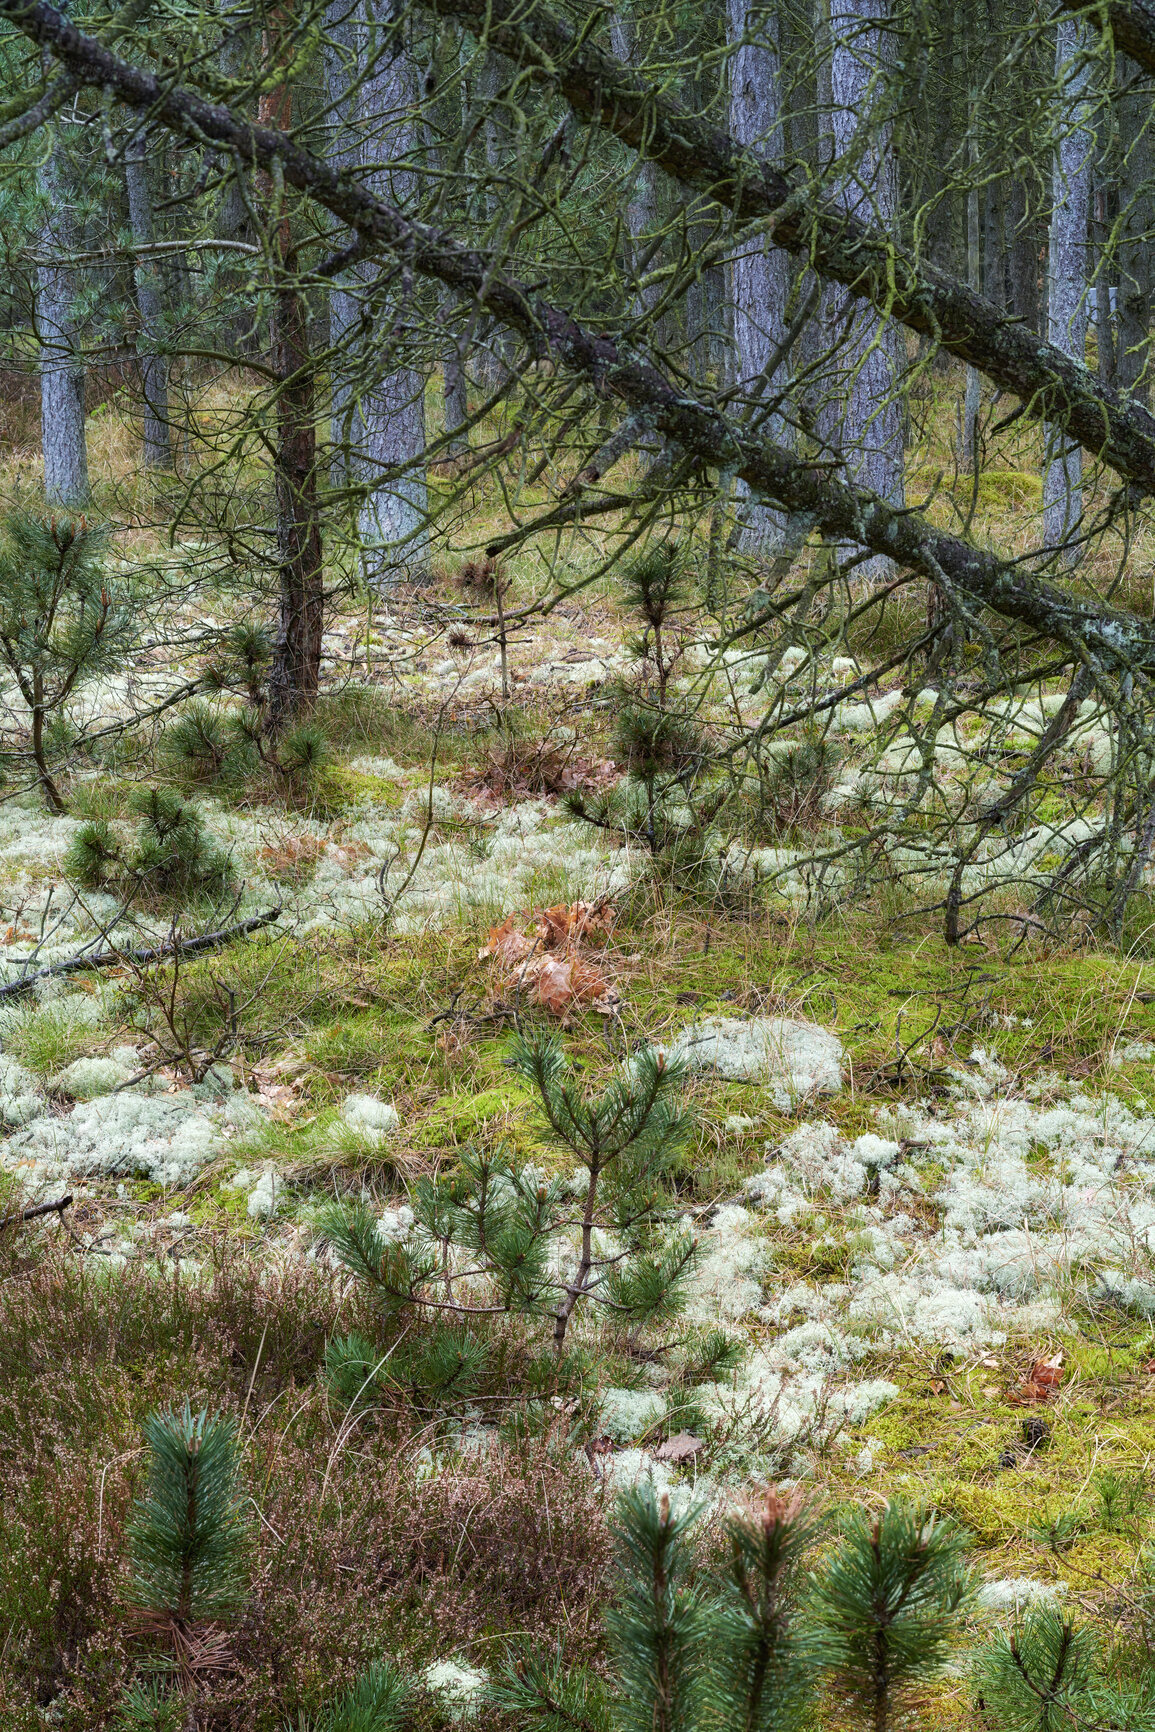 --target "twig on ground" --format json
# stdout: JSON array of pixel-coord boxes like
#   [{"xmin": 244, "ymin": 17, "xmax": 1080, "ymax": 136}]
[
  {"xmin": 0, "ymin": 905, "xmax": 282, "ymax": 1002},
  {"xmin": 0, "ymin": 1194, "xmax": 73, "ymax": 1234}
]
